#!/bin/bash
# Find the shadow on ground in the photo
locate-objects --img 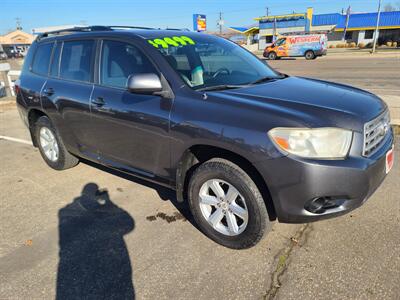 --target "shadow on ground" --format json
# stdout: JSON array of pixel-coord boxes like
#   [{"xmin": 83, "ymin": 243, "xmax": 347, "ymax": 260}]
[
  {"xmin": 81, "ymin": 159, "xmax": 194, "ymax": 224},
  {"xmin": 56, "ymin": 183, "xmax": 135, "ymax": 299}
]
